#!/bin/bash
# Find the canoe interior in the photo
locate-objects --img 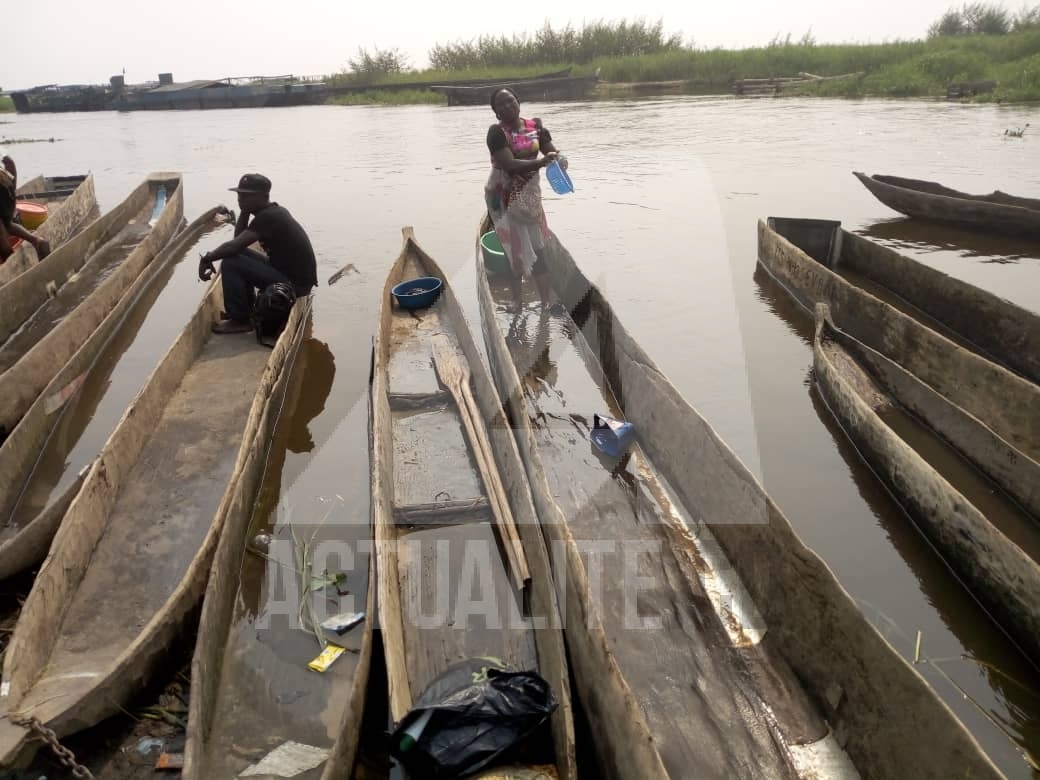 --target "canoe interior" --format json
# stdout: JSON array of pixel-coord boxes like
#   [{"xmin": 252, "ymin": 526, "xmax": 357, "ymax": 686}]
[
  {"xmin": 0, "ymin": 174, "xmax": 166, "ymax": 345},
  {"xmin": 760, "ymin": 217, "xmax": 1040, "ymax": 466},
  {"xmin": 0, "ymin": 208, "xmax": 225, "ymax": 581},
  {"xmin": 187, "ymin": 328, "xmax": 375, "ymax": 780},
  {"xmin": 480, "ymin": 272, "xmax": 827, "ymax": 777},
  {"xmin": 1, "ymin": 174, "xmax": 97, "ymax": 287},
  {"xmin": 15, "ymin": 175, "xmax": 89, "ymax": 203},
  {"xmin": 769, "ymin": 214, "xmax": 1040, "ymax": 387},
  {"xmin": 495, "ymin": 221, "xmax": 1004, "ymax": 778},
  {"xmin": 841, "ymin": 231, "xmax": 1040, "ymax": 387},
  {"xmin": 0, "ymin": 276, "xmax": 306, "ymax": 759},
  {"xmin": 385, "ymin": 251, "xmax": 536, "ymax": 693},
  {"xmin": 0, "ymin": 175, "xmax": 182, "ymax": 439},
  {"xmin": 374, "ymin": 231, "xmax": 574, "ymax": 778},
  {"xmin": 812, "ymin": 307, "xmax": 1040, "ymax": 662},
  {"xmin": 806, "ymin": 290, "xmax": 1040, "ymax": 521},
  {"xmin": 33, "ymin": 174, "xmax": 99, "ymax": 249},
  {"xmin": 0, "ymin": 199, "xmax": 154, "ymax": 373}
]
